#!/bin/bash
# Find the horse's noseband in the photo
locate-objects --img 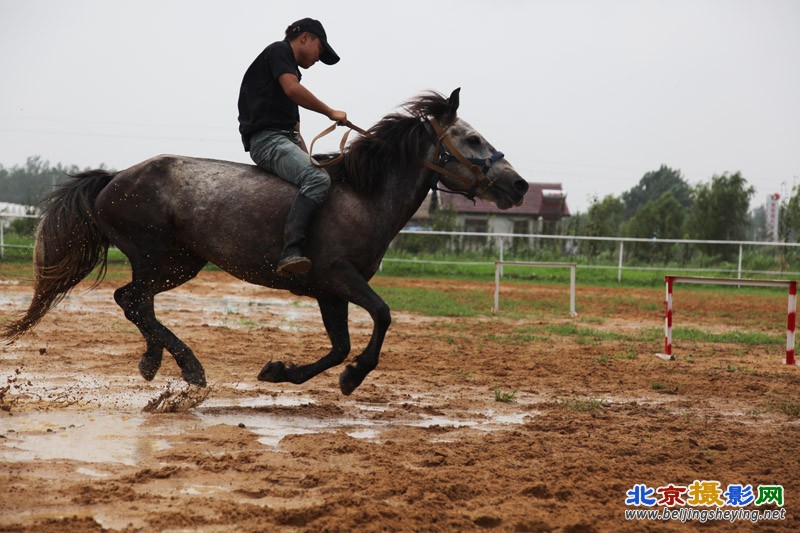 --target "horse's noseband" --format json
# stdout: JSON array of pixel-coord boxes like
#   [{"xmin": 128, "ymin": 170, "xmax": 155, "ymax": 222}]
[
  {"xmin": 437, "ymin": 148, "xmax": 505, "ymax": 177},
  {"xmin": 421, "ymin": 117, "xmax": 505, "ymax": 201}
]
